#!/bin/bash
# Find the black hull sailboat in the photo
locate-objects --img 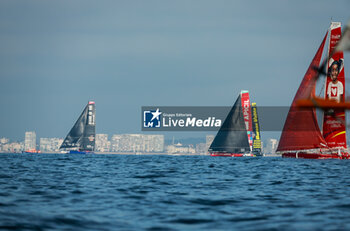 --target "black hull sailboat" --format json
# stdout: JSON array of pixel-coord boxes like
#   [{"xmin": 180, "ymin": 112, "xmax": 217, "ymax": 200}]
[
  {"xmin": 209, "ymin": 94, "xmax": 252, "ymax": 157},
  {"xmin": 60, "ymin": 101, "xmax": 96, "ymax": 154}
]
